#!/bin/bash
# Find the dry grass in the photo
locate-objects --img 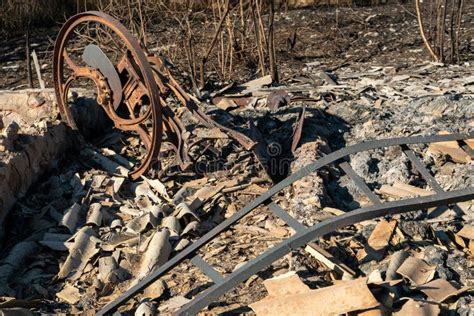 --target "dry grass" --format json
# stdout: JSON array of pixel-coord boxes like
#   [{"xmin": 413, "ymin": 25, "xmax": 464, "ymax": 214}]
[
  {"xmin": 0, "ymin": 0, "xmax": 213, "ymax": 37},
  {"xmin": 0, "ymin": 0, "xmax": 386, "ymax": 37},
  {"xmin": 0, "ymin": 0, "xmax": 75, "ymax": 35}
]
